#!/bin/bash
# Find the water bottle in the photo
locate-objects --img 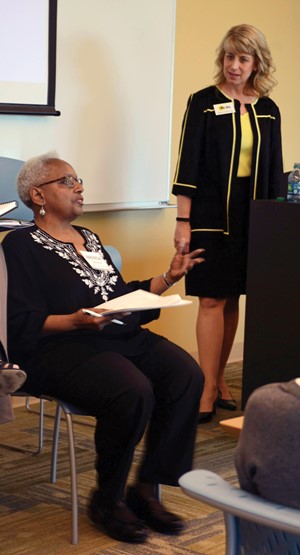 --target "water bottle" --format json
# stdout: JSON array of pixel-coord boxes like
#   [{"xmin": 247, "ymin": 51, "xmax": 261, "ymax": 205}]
[{"xmin": 287, "ymin": 163, "xmax": 300, "ymax": 201}]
